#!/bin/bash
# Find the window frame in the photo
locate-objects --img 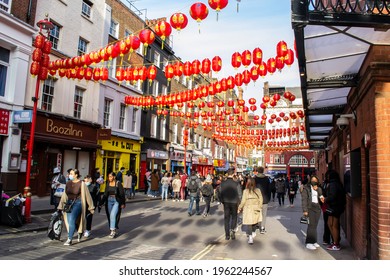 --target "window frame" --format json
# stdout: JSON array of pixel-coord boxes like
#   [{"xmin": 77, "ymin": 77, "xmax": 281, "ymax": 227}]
[
  {"xmin": 49, "ymin": 22, "xmax": 61, "ymax": 50},
  {"xmin": 82, "ymin": 0, "xmax": 92, "ymax": 18},
  {"xmin": 119, "ymin": 103, "xmax": 126, "ymax": 130},
  {"xmin": 0, "ymin": 0, "xmax": 11, "ymax": 12},
  {"xmin": 160, "ymin": 118, "xmax": 166, "ymax": 141},
  {"xmin": 151, "ymin": 114, "xmax": 157, "ymax": 138},
  {"xmin": 77, "ymin": 37, "xmax": 88, "ymax": 56},
  {"xmin": 131, "ymin": 108, "xmax": 138, "ymax": 133},
  {"xmin": 41, "ymin": 78, "xmax": 55, "ymax": 112},
  {"xmin": 73, "ymin": 87, "xmax": 84, "ymax": 119},
  {"xmin": 103, "ymin": 98, "xmax": 112, "ymax": 127},
  {"xmin": 0, "ymin": 46, "xmax": 10, "ymax": 97},
  {"xmin": 109, "ymin": 19, "xmax": 119, "ymax": 38}
]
